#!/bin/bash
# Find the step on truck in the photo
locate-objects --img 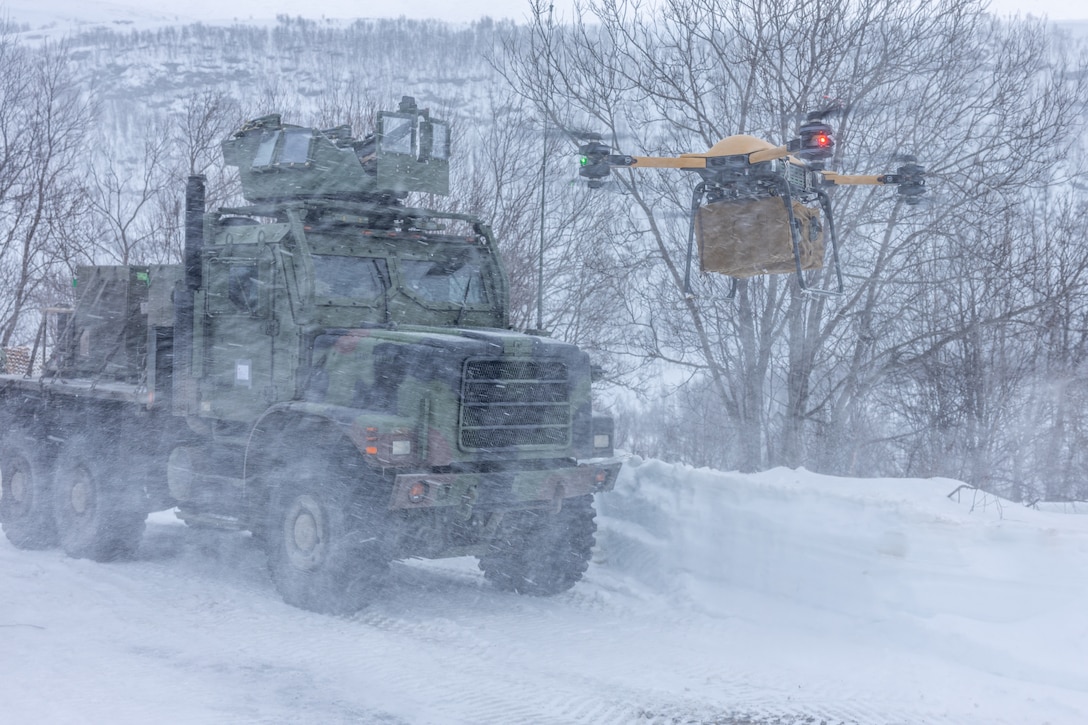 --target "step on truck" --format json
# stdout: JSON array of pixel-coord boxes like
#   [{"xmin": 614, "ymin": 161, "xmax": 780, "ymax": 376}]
[{"xmin": 0, "ymin": 97, "xmax": 621, "ymax": 614}]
